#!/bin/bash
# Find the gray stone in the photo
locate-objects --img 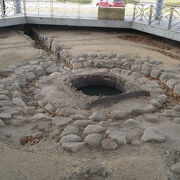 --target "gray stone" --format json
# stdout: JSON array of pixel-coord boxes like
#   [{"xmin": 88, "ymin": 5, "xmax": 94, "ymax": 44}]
[
  {"xmin": 72, "ymin": 120, "xmax": 95, "ymax": 128},
  {"xmin": 12, "ymin": 97, "xmax": 26, "ymax": 107},
  {"xmin": 106, "ymin": 129, "xmax": 126, "ymax": 145},
  {"xmin": 123, "ymin": 119, "xmax": 141, "ymax": 127},
  {"xmin": 171, "ymin": 162, "xmax": 180, "ymax": 174},
  {"xmin": 0, "ymin": 95, "xmax": 9, "ymax": 100},
  {"xmin": 61, "ymin": 126, "xmax": 79, "ymax": 137},
  {"xmin": 83, "ymin": 125, "xmax": 105, "ymax": 135},
  {"xmin": 173, "ymin": 105, "xmax": 180, "ymax": 112},
  {"xmin": 172, "ymin": 118, "xmax": 180, "ymax": 123},
  {"xmin": 131, "ymin": 139, "xmax": 143, "ymax": 146},
  {"xmin": 88, "ymin": 52, "xmax": 97, "ymax": 58},
  {"xmin": 71, "ymin": 114, "xmax": 85, "ymax": 120},
  {"xmin": 84, "ymin": 133, "xmax": 102, "ymax": 147},
  {"xmin": 141, "ymin": 64, "xmax": 151, "ymax": 75},
  {"xmin": 144, "ymin": 115, "xmax": 159, "ymax": 123},
  {"xmin": 130, "ymin": 108, "xmax": 144, "ymax": 116},
  {"xmin": 144, "ymin": 104, "xmax": 156, "ymax": 113},
  {"xmin": 60, "ymin": 134, "xmax": 82, "ymax": 144},
  {"xmin": 174, "ymin": 83, "xmax": 180, "ymax": 95},
  {"xmin": 44, "ymin": 103, "xmax": 55, "ymax": 113},
  {"xmin": 51, "ymin": 41, "xmax": 61, "ymax": 53},
  {"xmin": 0, "ymin": 113, "xmax": 12, "ymax": 121},
  {"xmin": 46, "ymin": 65, "xmax": 58, "ymax": 74},
  {"xmin": 166, "ymin": 79, "xmax": 179, "ymax": 89},
  {"xmin": 141, "ymin": 129, "xmax": 165, "ymax": 143},
  {"xmin": 101, "ymin": 139, "xmax": 118, "ymax": 150},
  {"xmin": 111, "ymin": 111, "xmax": 129, "ymax": 120},
  {"xmin": 31, "ymin": 113, "xmax": 51, "ymax": 122},
  {"xmin": 53, "ymin": 117, "xmax": 73, "ymax": 128},
  {"xmin": 23, "ymin": 106, "xmax": 36, "ymax": 115},
  {"xmin": 61, "ymin": 142, "xmax": 85, "ymax": 153},
  {"xmin": 162, "ymin": 110, "xmax": 178, "ymax": 118},
  {"xmin": 0, "ymin": 119, "xmax": 5, "ymax": 127},
  {"xmin": 72, "ymin": 63, "xmax": 83, "ymax": 69},
  {"xmin": 89, "ymin": 112, "xmax": 108, "ymax": 122},
  {"xmin": 25, "ymin": 72, "xmax": 36, "ymax": 82},
  {"xmin": 32, "ymin": 131, "xmax": 44, "ymax": 138}
]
